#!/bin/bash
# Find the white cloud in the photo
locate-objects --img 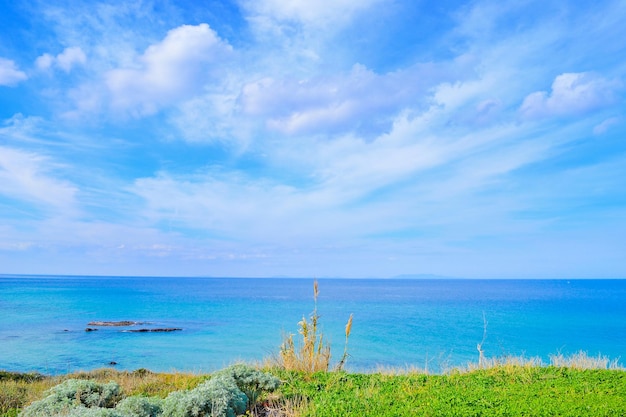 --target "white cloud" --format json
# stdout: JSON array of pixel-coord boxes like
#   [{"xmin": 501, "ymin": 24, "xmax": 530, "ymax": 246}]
[
  {"xmin": 36, "ymin": 47, "xmax": 87, "ymax": 73},
  {"xmin": 105, "ymin": 23, "xmax": 233, "ymax": 116},
  {"xmin": 0, "ymin": 58, "xmax": 27, "ymax": 86},
  {"xmin": 593, "ymin": 116, "xmax": 621, "ymax": 135},
  {"xmin": 0, "ymin": 146, "xmax": 77, "ymax": 212},
  {"xmin": 240, "ymin": 0, "xmax": 382, "ymax": 28},
  {"xmin": 132, "ymin": 103, "xmax": 545, "ymax": 246},
  {"xmin": 238, "ymin": 62, "xmax": 455, "ymax": 137},
  {"xmin": 520, "ymin": 72, "xmax": 620, "ymax": 119},
  {"xmin": 57, "ymin": 47, "xmax": 87, "ymax": 72},
  {"xmin": 35, "ymin": 54, "xmax": 54, "ymax": 70}
]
